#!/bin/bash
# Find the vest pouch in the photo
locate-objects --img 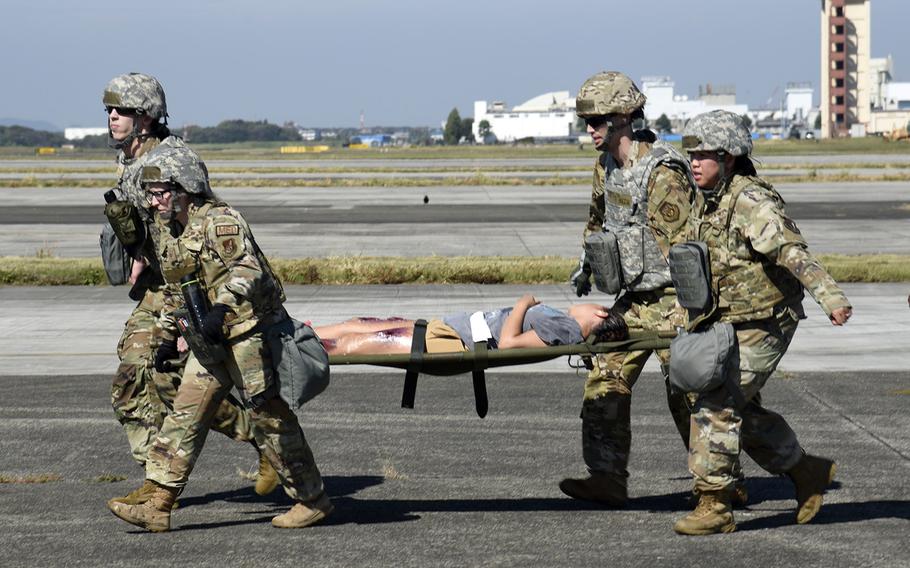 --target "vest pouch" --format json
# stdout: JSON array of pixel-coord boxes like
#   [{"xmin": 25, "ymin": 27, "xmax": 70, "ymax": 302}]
[
  {"xmin": 669, "ymin": 321, "xmax": 746, "ymax": 408},
  {"xmin": 584, "ymin": 231, "xmax": 623, "ymax": 294},
  {"xmin": 669, "ymin": 241, "xmax": 713, "ymax": 312},
  {"xmin": 104, "ymin": 200, "xmax": 146, "ymax": 247},
  {"xmin": 615, "ymin": 226, "xmax": 672, "ymax": 292},
  {"xmin": 266, "ymin": 317, "xmax": 331, "ymax": 409},
  {"xmin": 100, "ymin": 224, "xmax": 131, "ymax": 286}
]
